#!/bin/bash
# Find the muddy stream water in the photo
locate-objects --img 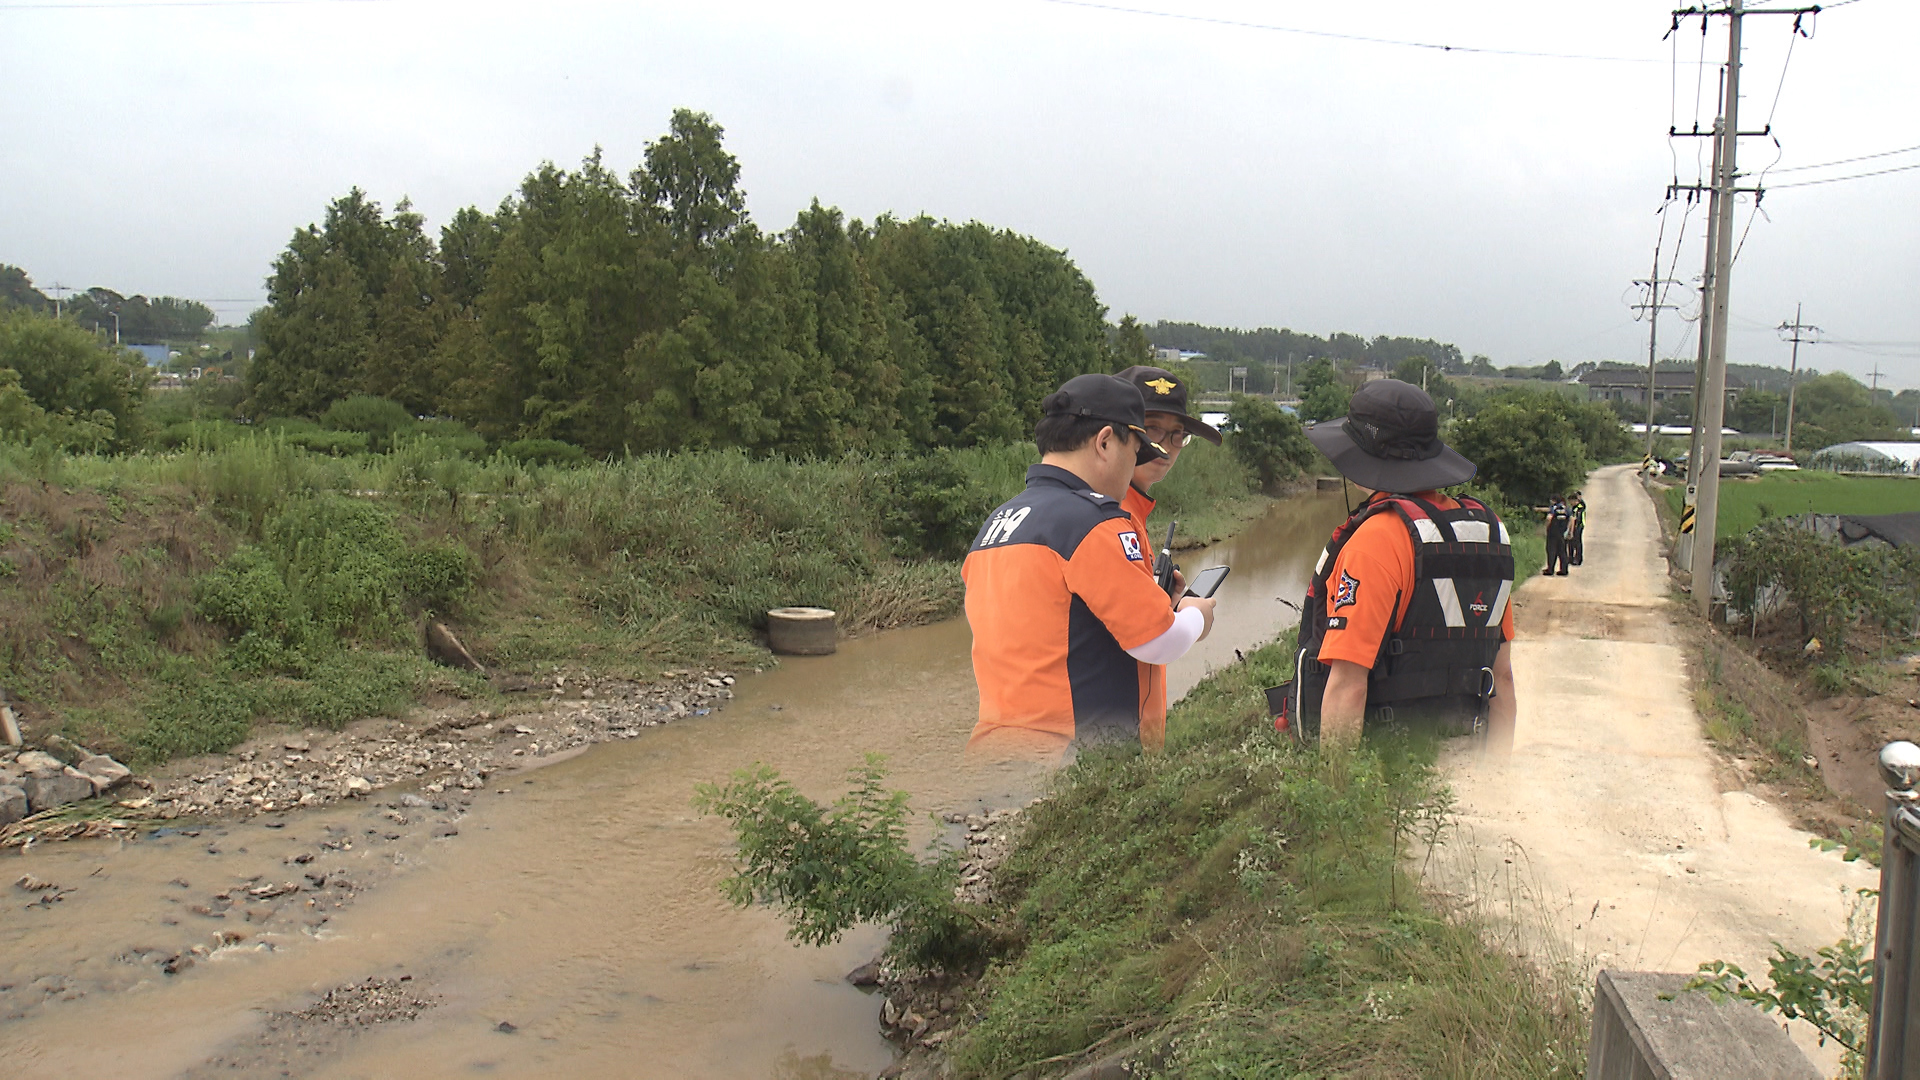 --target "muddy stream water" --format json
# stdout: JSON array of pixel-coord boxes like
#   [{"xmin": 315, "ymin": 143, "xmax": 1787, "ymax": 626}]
[{"xmin": 2, "ymin": 493, "xmax": 1349, "ymax": 1080}]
